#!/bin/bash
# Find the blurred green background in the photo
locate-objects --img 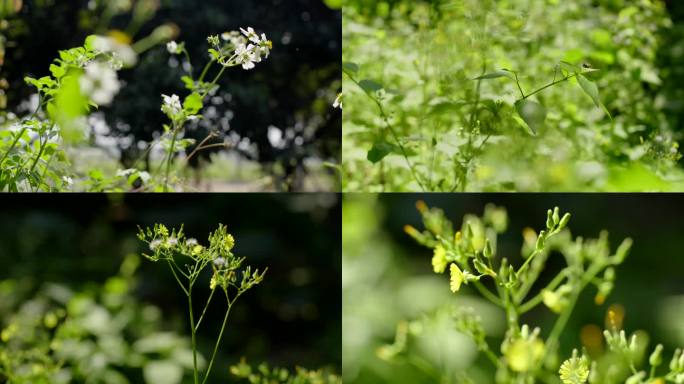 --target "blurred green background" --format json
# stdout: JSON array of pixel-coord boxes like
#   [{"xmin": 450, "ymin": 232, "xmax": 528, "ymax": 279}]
[
  {"xmin": 343, "ymin": 194, "xmax": 684, "ymax": 383},
  {"xmin": 0, "ymin": 193, "xmax": 341, "ymax": 383},
  {"xmin": 342, "ymin": 0, "xmax": 684, "ymax": 191}
]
